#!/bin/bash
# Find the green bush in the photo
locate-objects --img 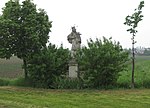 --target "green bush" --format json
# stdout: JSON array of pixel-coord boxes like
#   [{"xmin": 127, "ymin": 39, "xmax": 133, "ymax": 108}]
[
  {"xmin": 77, "ymin": 37, "xmax": 129, "ymax": 88},
  {"xmin": 0, "ymin": 77, "xmax": 32, "ymax": 87},
  {"xmin": 142, "ymin": 80, "xmax": 150, "ymax": 88},
  {"xmin": 52, "ymin": 76, "xmax": 83, "ymax": 89},
  {"xmin": 8, "ymin": 77, "xmax": 32, "ymax": 87},
  {"xmin": 27, "ymin": 44, "xmax": 70, "ymax": 88},
  {"xmin": 0, "ymin": 78, "xmax": 9, "ymax": 86}
]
